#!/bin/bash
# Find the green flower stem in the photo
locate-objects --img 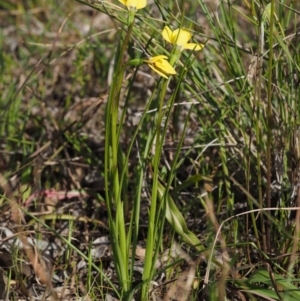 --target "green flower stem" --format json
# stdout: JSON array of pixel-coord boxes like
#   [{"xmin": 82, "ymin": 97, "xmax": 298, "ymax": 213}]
[
  {"xmin": 128, "ymin": 9, "xmax": 135, "ymax": 25},
  {"xmin": 104, "ymin": 21, "xmax": 134, "ymax": 297},
  {"xmin": 141, "ymin": 78, "xmax": 169, "ymax": 300},
  {"xmin": 141, "ymin": 47, "xmax": 182, "ymax": 300},
  {"xmin": 169, "ymin": 47, "xmax": 182, "ymax": 67}
]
